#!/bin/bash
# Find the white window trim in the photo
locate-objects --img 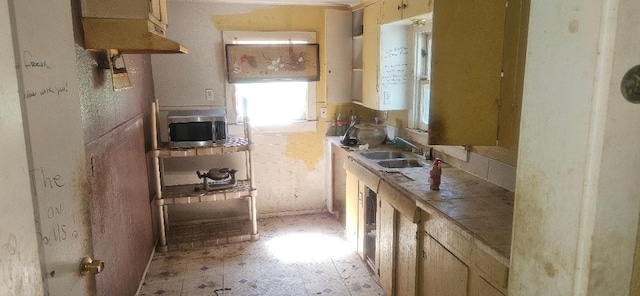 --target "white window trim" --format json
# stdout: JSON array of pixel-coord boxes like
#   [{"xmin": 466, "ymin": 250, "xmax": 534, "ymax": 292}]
[
  {"xmin": 408, "ymin": 26, "xmax": 431, "ymax": 131},
  {"xmin": 222, "ymin": 31, "xmax": 317, "ymax": 125}
]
